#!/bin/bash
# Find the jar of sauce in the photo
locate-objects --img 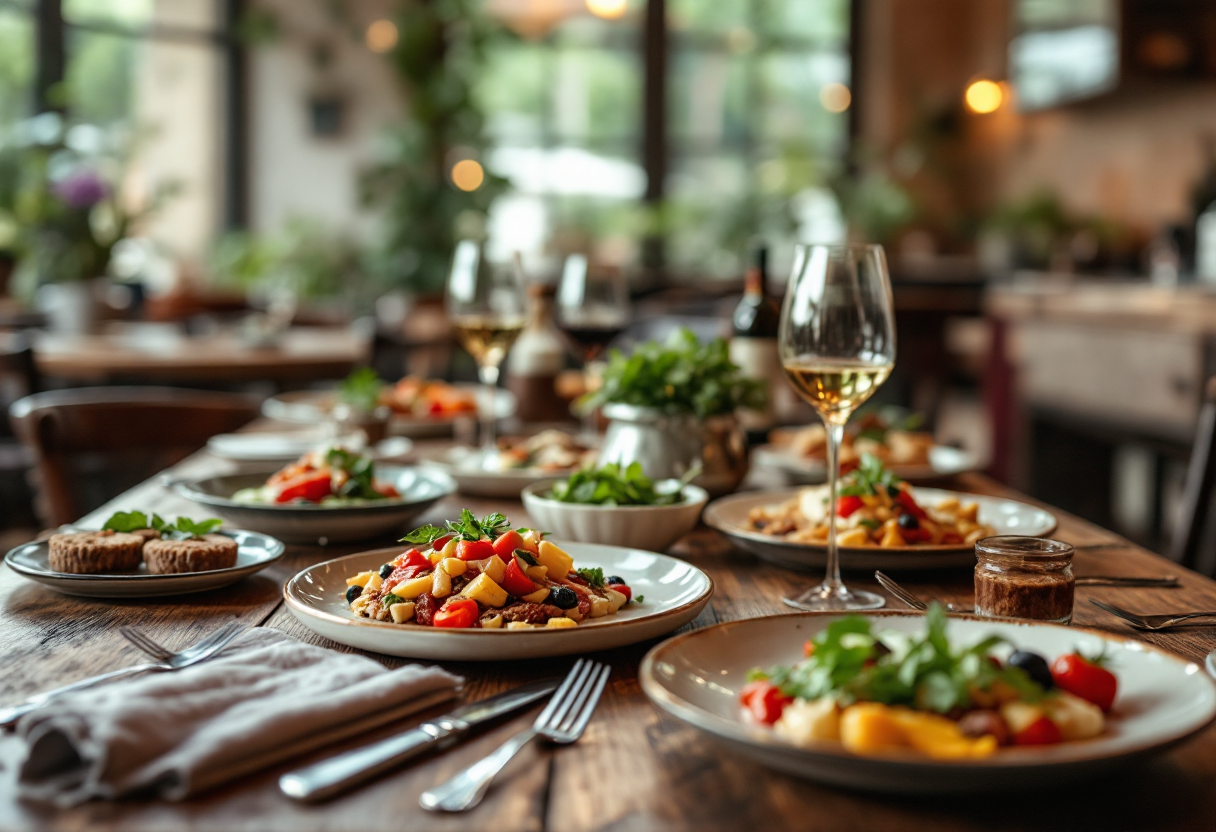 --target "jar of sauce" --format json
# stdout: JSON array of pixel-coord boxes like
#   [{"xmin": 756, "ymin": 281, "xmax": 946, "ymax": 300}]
[{"xmin": 973, "ymin": 537, "xmax": 1075, "ymax": 623}]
